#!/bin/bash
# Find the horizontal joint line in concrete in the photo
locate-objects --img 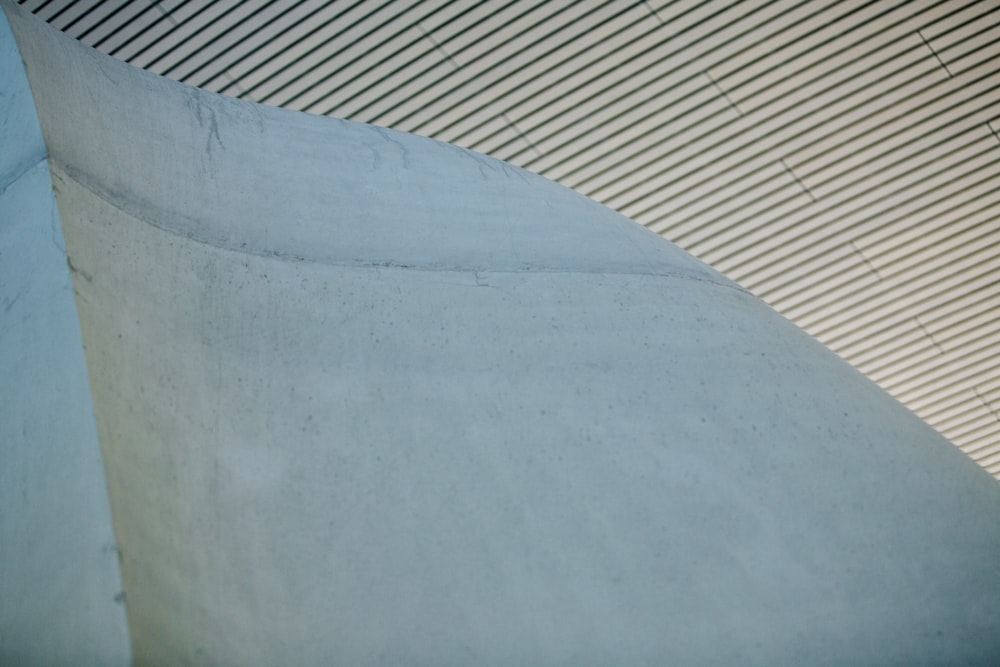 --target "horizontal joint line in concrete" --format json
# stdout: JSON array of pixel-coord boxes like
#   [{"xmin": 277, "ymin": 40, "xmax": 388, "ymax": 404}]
[{"xmin": 53, "ymin": 159, "xmax": 749, "ymax": 294}]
